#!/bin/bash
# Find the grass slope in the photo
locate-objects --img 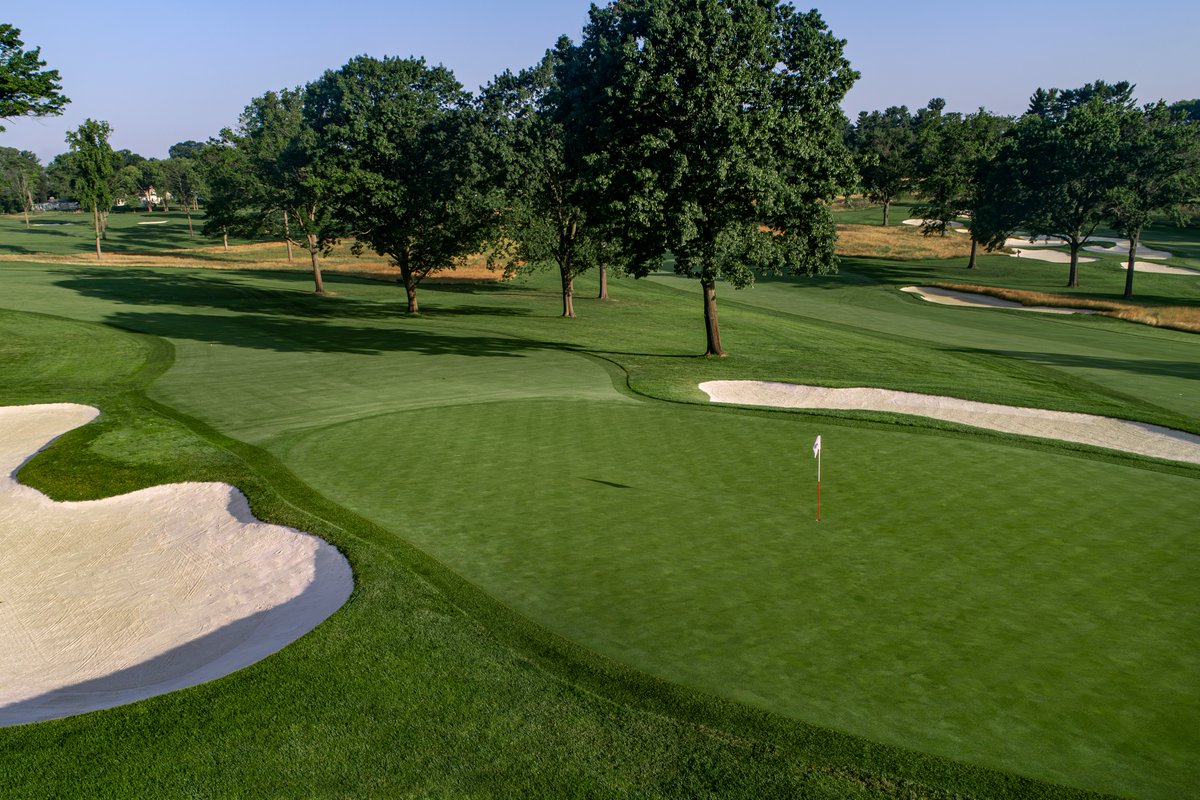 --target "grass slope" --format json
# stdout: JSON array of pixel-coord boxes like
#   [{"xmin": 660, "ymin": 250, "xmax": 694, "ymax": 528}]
[{"xmin": 1, "ymin": 247, "xmax": 1197, "ymax": 798}]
